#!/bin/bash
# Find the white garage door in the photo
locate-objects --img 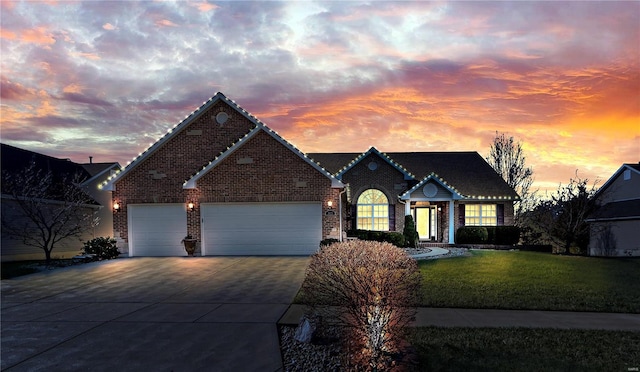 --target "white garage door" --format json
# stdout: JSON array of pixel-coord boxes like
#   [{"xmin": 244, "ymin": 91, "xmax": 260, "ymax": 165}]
[
  {"xmin": 201, "ymin": 203, "xmax": 322, "ymax": 255},
  {"xmin": 128, "ymin": 204, "xmax": 188, "ymax": 256}
]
